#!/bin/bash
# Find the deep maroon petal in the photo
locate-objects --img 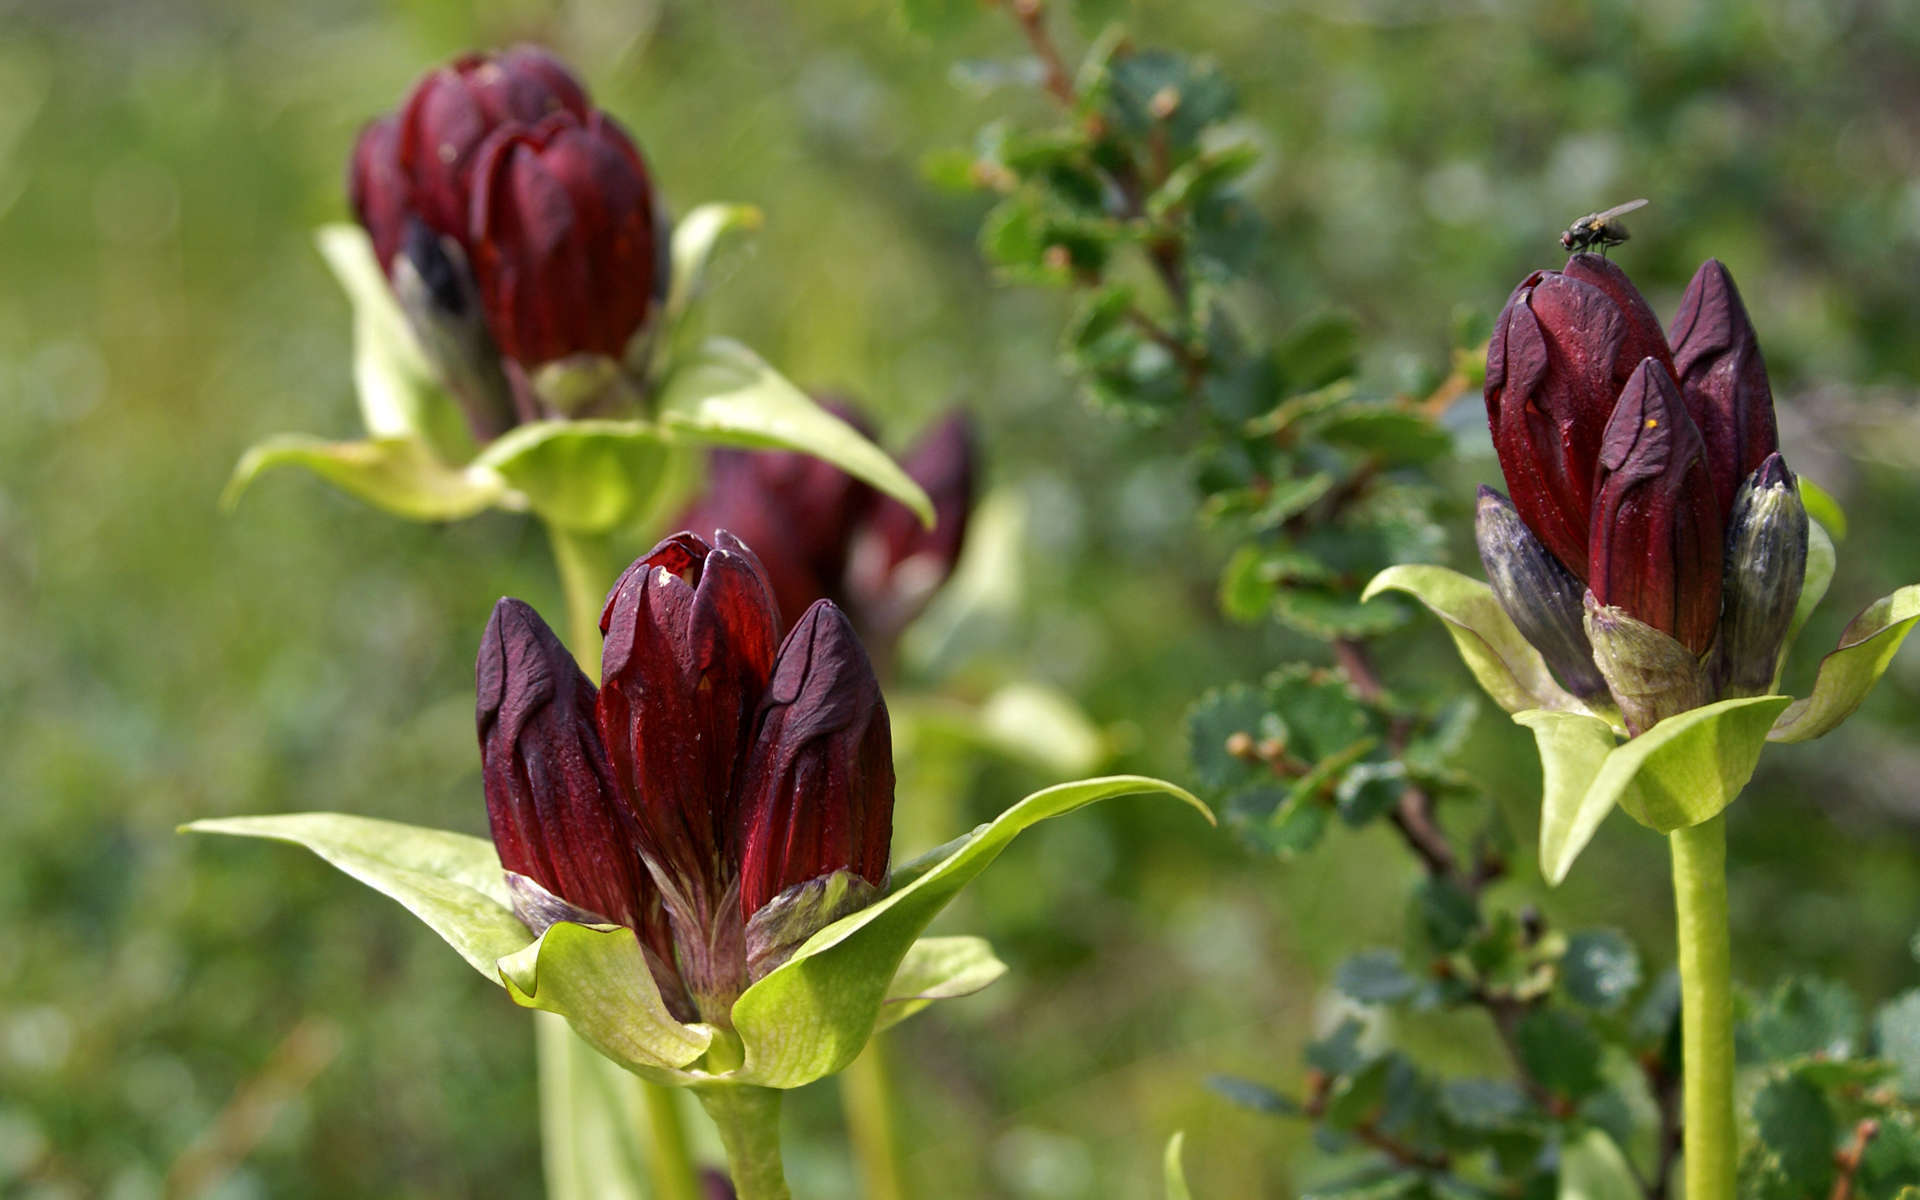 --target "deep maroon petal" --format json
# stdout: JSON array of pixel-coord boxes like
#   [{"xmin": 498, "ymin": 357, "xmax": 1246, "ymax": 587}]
[
  {"xmin": 468, "ymin": 111, "xmax": 660, "ymax": 367},
  {"xmin": 596, "ymin": 533, "xmax": 780, "ymax": 925},
  {"xmin": 1587, "ymin": 360, "xmax": 1724, "ymax": 655},
  {"xmin": 737, "ymin": 601, "xmax": 895, "ymax": 919},
  {"xmin": 348, "ymin": 115, "xmax": 410, "ymax": 273},
  {"xmin": 1561, "ymin": 253, "xmax": 1676, "ymax": 388},
  {"xmin": 475, "ymin": 598, "xmax": 669, "ymax": 962},
  {"xmin": 1669, "ymin": 259, "xmax": 1780, "ymax": 518},
  {"xmin": 395, "ymin": 46, "xmax": 591, "ymax": 246}
]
